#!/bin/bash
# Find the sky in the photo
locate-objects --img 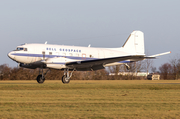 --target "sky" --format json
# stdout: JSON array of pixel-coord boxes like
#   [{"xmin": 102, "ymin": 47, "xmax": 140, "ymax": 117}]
[{"xmin": 0, "ymin": 0, "xmax": 180, "ymax": 70}]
